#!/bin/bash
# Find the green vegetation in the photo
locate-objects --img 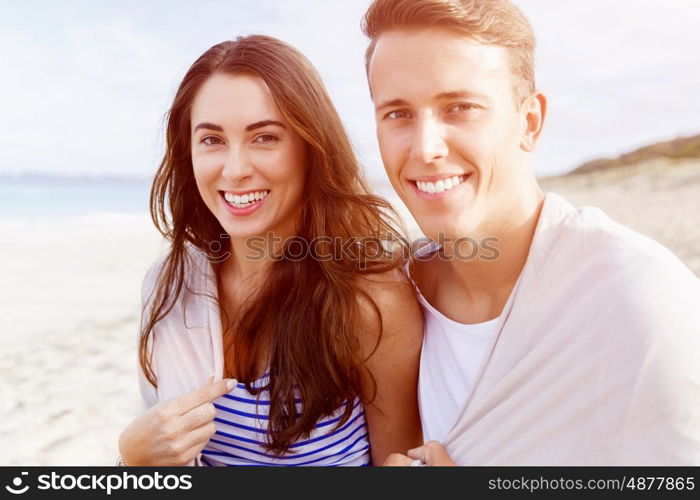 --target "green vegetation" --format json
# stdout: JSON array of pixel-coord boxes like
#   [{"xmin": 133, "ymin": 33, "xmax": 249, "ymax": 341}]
[{"xmin": 572, "ymin": 134, "xmax": 700, "ymax": 175}]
